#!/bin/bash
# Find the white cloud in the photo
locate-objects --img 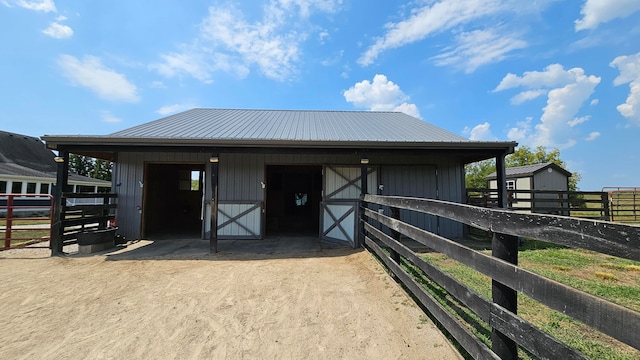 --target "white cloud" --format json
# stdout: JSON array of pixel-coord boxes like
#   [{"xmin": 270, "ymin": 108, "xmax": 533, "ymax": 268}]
[
  {"xmin": 57, "ymin": 54, "xmax": 140, "ymax": 103},
  {"xmin": 494, "ymin": 64, "xmax": 578, "ymax": 92},
  {"xmin": 15, "ymin": 0, "xmax": 55, "ymax": 12},
  {"xmin": 507, "ymin": 118, "xmax": 532, "ymax": 141},
  {"xmin": 101, "ymin": 111, "xmax": 121, "ymax": 123},
  {"xmin": 590, "ymin": 98, "xmax": 599, "ymax": 106},
  {"xmin": 568, "ymin": 115, "xmax": 590, "ymax": 127},
  {"xmin": 320, "ymin": 50, "xmax": 343, "ymax": 66},
  {"xmin": 392, "ymin": 103, "xmax": 421, "ymax": 119},
  {"xmin": 343, "ymin": 74, "xmax": 421, "ymax": 118},
  {"xmin": 42, "ymin": 21, "xmax": 73, "ymax": 39},
  {"xmin": 357, "ymin": 0, "xmax": 554, "ymax": 68},
  {"xmin": 151, "ymin": 51, "xmax": 215, "ymax": 84},
  {"xmin": 156, "ymin": 104, "xmax": 192, "ymax": 116},
  {"xmin": 278, "ymin": 0, "xmax": 342, "ymax": 18},
  {"xmin": 575, "ymin": 0, "xmax": 640, "ymax": 31},
  {"xmin": 153, "ymin": 1, "xmax": 340, "ymax": 83},
  {"xmin": 464, "ymin": 122, "xmax": 496, "ymax": 140},
  {"xmin": 610, "ymin": 52, "xmax": 640, "ymax": 126},
  {"xmin": 586, "ymin": 132, "xmax": 600, "ymax": 141},
  {"xmin": 510, "ymin": 89, "xmax": 547, "ymax": 105},
  {"xmin": 496, "ymin": 64, "xmax": 601, "ymax": 148},
  {"xmin": 431, "ymin": 29, "xmax": 526, "ymax": 73},
  {"xmin": 358, "ymin": 0, "xmax": 503, "ymax": 66}
]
